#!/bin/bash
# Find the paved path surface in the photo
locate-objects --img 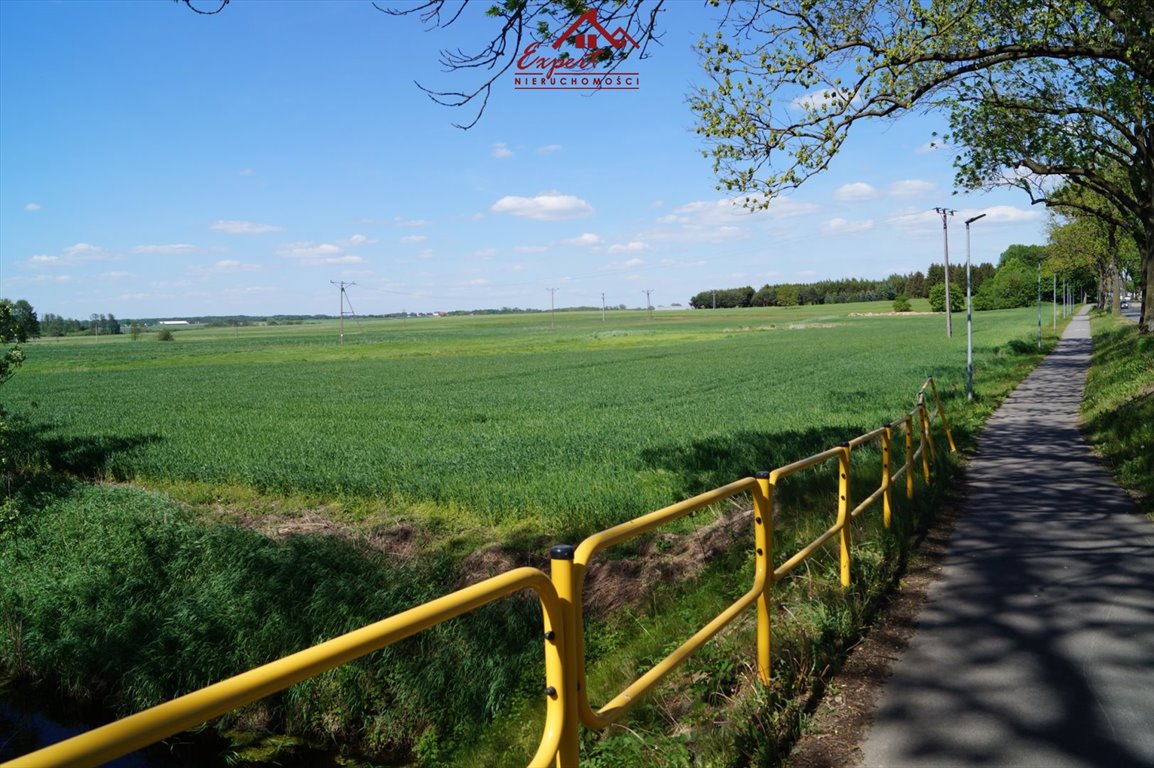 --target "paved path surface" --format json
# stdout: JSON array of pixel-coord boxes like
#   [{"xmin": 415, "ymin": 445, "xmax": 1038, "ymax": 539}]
[{"xmin": 860, "ymin": 309, "xmax": 1154, "ymax": 768}]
